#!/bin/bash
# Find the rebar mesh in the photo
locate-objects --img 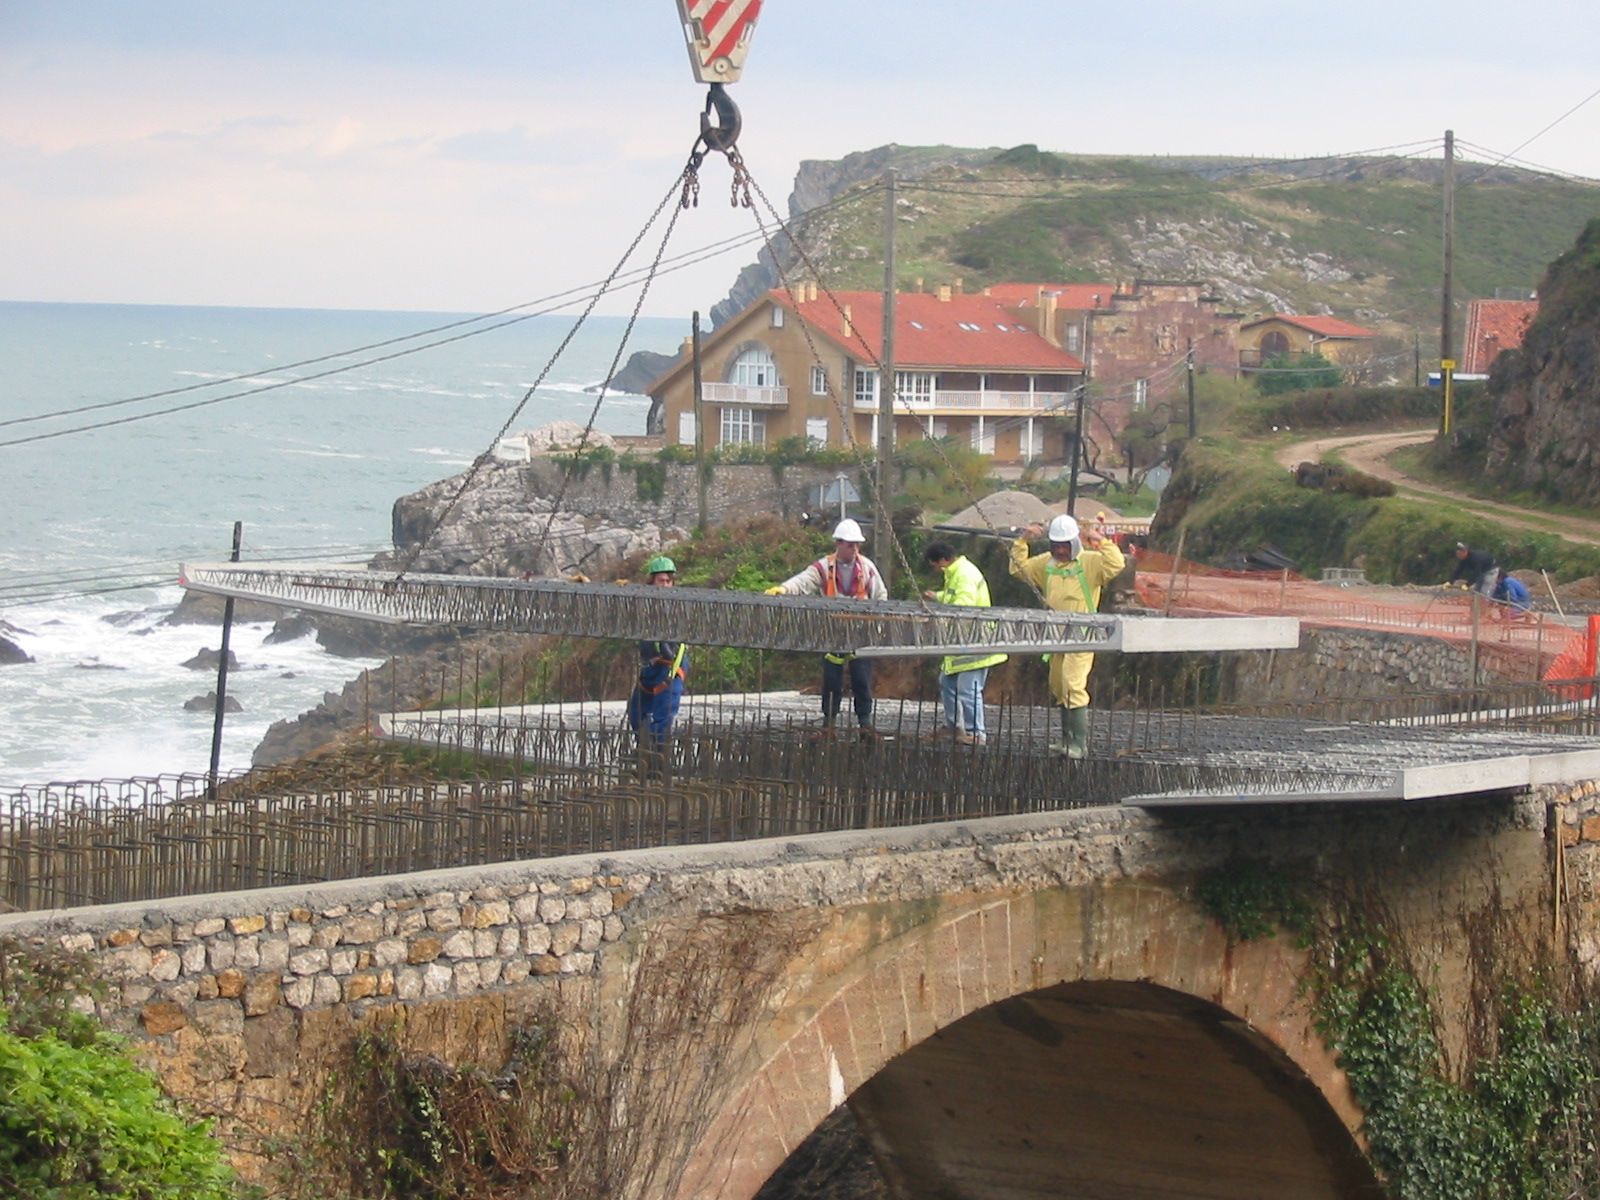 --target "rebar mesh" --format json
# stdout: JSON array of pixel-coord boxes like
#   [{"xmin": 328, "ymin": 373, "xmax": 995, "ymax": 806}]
[{"xmin": 177, "ymin": 562, "xmax": 1124, "ymax": 653}]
